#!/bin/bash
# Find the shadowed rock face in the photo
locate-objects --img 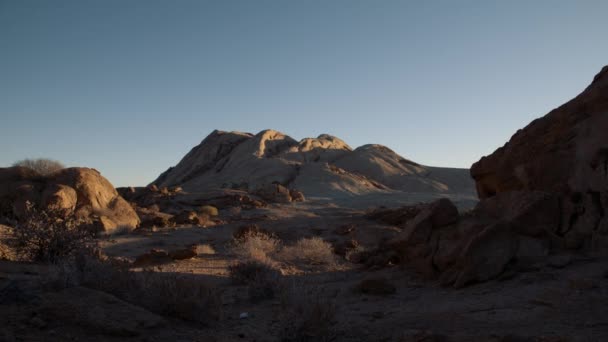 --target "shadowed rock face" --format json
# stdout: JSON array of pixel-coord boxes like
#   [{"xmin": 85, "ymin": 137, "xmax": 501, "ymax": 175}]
[
  {"xmin": 469, "ymin": 65, "xmax": 608, "ymax": 256},
  {"xmin": 471, "ymin": 65, "xmax": 608, "ymax": 198},
  {"xmin": 0, "ymin": 167, "xmax": 139, "ymax": 233},
  {"xmin": 369, "ymin": 66, "xmax": 608, "ymax": 287},
  {"xmin": 152, "ymin": 129, "xmax": 476, "ymax": 199}
]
